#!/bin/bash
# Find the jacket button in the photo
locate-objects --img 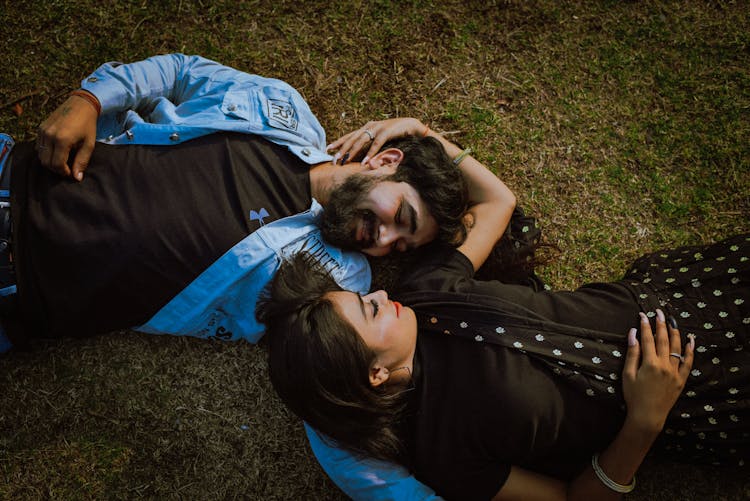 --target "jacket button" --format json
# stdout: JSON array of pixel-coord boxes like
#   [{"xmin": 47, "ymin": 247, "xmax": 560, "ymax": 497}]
[
  {"xmin": 125, "ymin": 130, "xmax": 134, "ymax": 140},
  {"xmin": 86, "ymin": 77, "xmax": 98, "ymax": 83},
  {"xmin": 301, "ymin": 148, "xmax": 311, "ymax": 157},
  {"xmin": 169, "ymin": 133, "xmax": 180, "ymax": 141},
  {"xmin": 227, "ymin": 104, "xmax": 237, "ymax": 112}
]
